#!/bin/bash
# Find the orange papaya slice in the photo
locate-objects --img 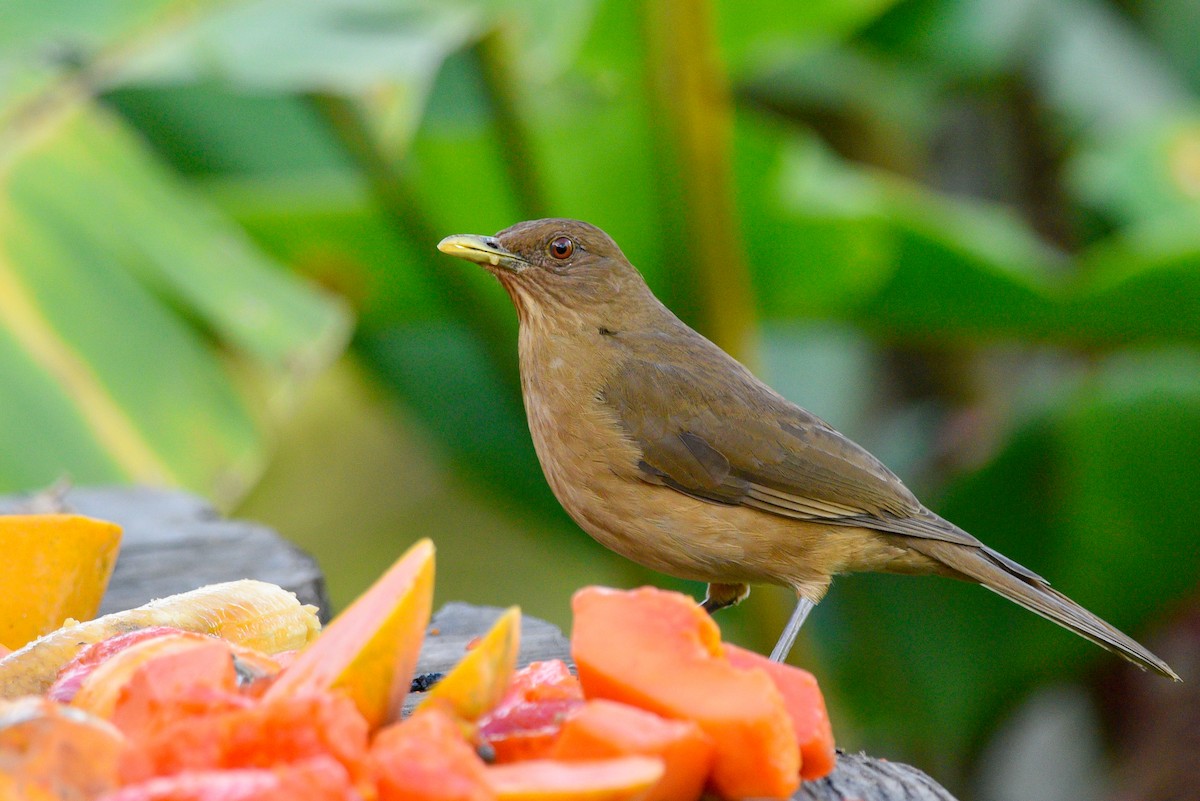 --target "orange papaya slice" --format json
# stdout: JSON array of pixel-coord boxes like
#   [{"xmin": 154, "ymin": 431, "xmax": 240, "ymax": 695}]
[
  {"xmin": 724, "ymin": 644, "xmax": 837, "ymax": 781},
  {"xmin": 266, "ymin": 539, "xmax": 434, "ymax": 729},
  {"xmin": 497, "ymin": 661, "xmax": 582, "ymax": 705},
  {"xmin": 420, "ymin": 607, "xmax": 520, "ymax": 722},
  {"xmin": 0, "ymin": 514, "xmax": 122, "ymax": 651},
  {"xmin": 485, "ymin": 756, "xmax": 663, "ymax": 801},
  {"xmin": 371, "ymin": 706, "xmax": 495, "ymax": 801},
  {"xmin": 101, "ymin": 756, "xmax": 359, "ymax": 801},
  {"xmin": 477, "ymin": 660, "xmax": 583, "ymax": 762},
  {"xmin": 119, "ymin": 691, "xmax": 370, "ymax": 789},
  {"xmin": 571, "ymin": 586, "xmax": 799, "ymax": 800},
  {"xmin": 550, "ymin": 699, "xmax": 713, "ymax": 801},
  {"xmin": 48, "ymin": 626, "xmax": 182, "ymax": 703},
  {"xmin": 479, "ymin": 698, "xmax": 583, "ymax": 763},
  {"xmin": 72, "ymin": 633, "xmax": 237, "ymax": 721}
]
